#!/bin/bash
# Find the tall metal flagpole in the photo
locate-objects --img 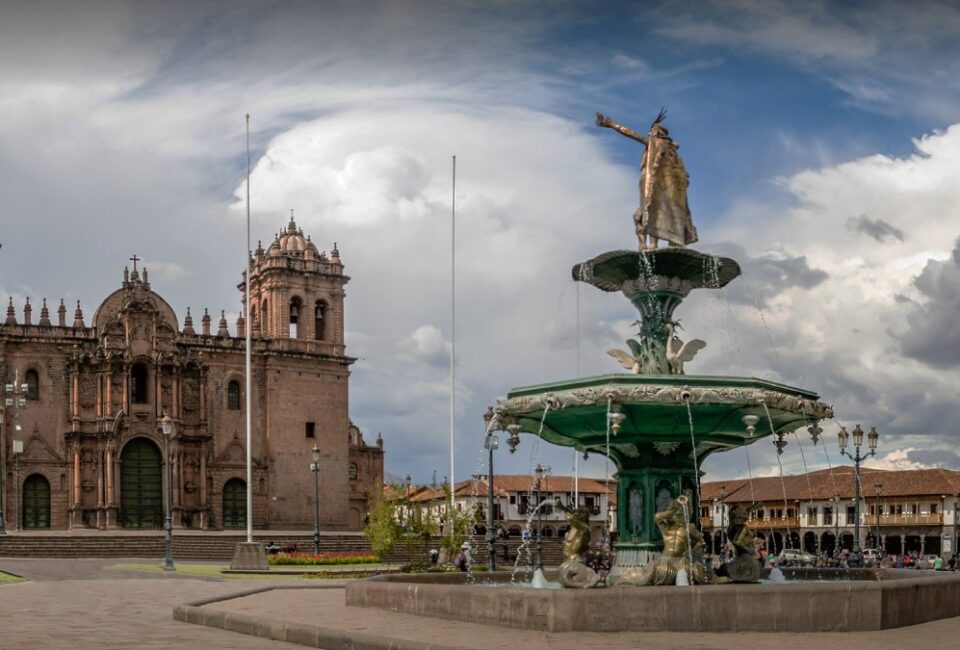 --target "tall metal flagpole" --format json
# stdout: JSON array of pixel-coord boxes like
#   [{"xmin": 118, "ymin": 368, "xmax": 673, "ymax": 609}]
[
  {"xmin": 574, "ymin": 282, "xmax": 580, "ymax": 505},
  {"xmin": 245, "ymin": 114, "xmax": 253, "ymax": 544},
  {"xmin": 449, "ymin": 155, "xmax": 456, "ymax": 538}
]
